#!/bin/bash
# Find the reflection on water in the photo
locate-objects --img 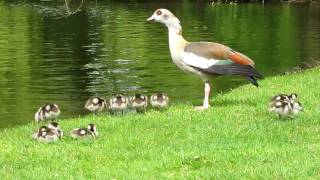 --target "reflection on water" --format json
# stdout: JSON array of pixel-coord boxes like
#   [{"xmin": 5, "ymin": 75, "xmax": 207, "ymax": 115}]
[{"xmin": 0, "ymin": 2, "xmax": 319, "ymax": 128}]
